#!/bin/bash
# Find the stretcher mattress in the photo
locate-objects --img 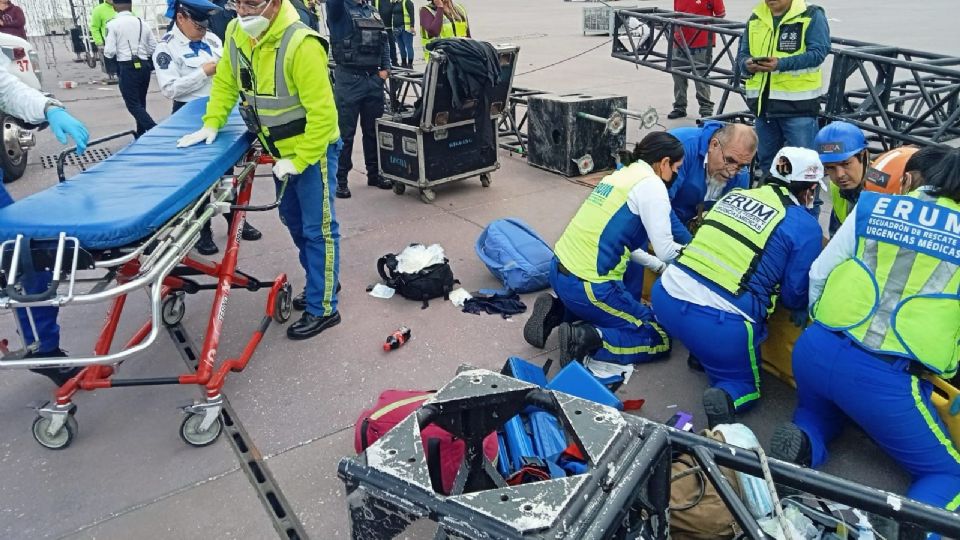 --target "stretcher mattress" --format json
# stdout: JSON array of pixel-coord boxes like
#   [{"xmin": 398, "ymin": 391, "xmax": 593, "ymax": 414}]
[{"xmin": 0, "ymin": 98, "xmax": 253, "ymax": 249}]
